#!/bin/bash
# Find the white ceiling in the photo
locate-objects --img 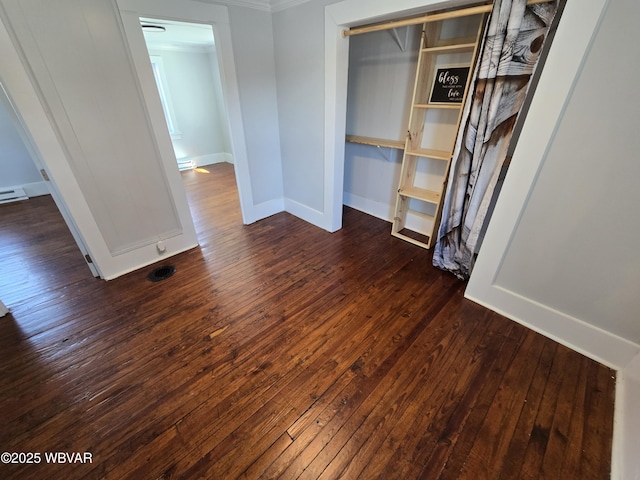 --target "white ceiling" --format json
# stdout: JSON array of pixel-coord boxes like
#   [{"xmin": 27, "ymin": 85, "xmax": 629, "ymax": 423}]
[{"xmin": 140, "ymin": 0, "xmax": 314, "ymax": 50}]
